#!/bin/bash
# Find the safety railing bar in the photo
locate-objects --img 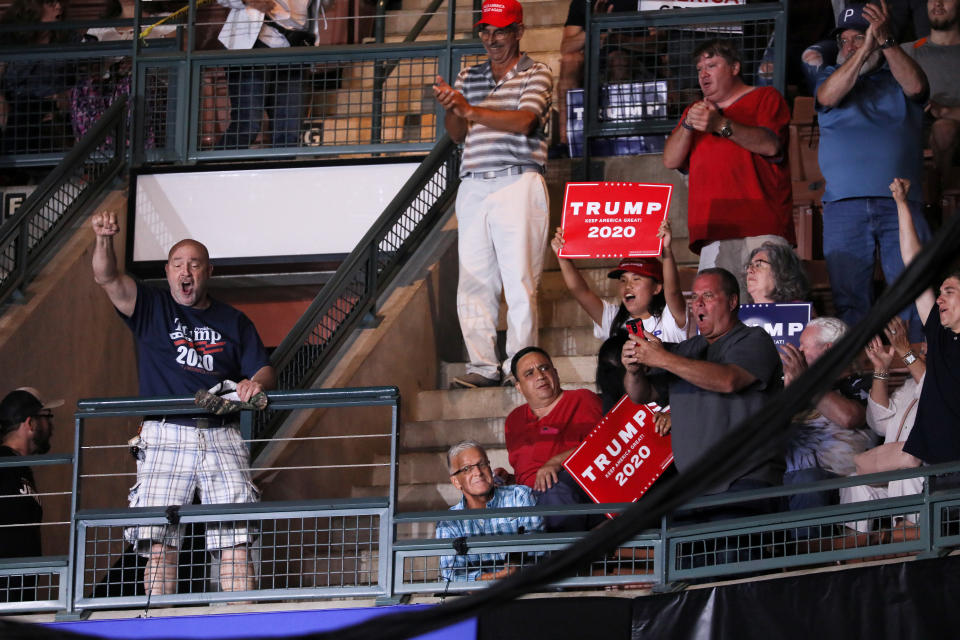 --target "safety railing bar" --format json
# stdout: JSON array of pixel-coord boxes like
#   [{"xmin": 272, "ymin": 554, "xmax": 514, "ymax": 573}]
[
  {"xmin": 75, "ymin": 387, "xmax": 399, "ymax": 414},
  {"xmin": 75, "ymin": 497, "xmax": 390, "ymax": 520},
  {"xmin": 74, "ymin": 585, "xmax": 387, "ymax": 611},
  {"xmin": 0, "ymin": 520, "xmax": 71, "ymax": 528},
  {"xmin": 396, "ymin": 532, "xmax": 659, "ymax": 551},
  {"xmin": 0, "ymin": 491, "xmax": 72, "ymax": 499},
  {"xmin": 0, "ymin": 453, "xmax": 73, "ymax": 468},
  {"xmin": 396, "ymin": 502, "xmax": 639, "ymax": 522},
  {"xmin": 0, "ymin": 556, "xmax": 69, "ymax": 569},
  {"xmin": 81, "ymin": 461, "xmax": 389, "ymax": 479}
]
